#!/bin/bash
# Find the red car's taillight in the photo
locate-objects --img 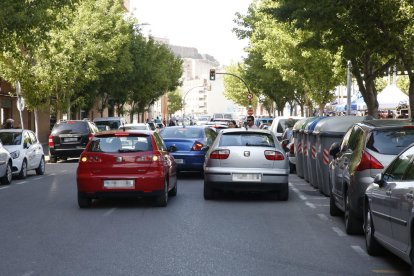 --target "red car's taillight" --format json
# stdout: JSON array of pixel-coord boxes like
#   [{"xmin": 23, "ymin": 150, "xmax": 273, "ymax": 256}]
[
  {"xmin": 264, "ymin": 150, "xmax": 285, "ymax": 161},
  {"xmin": 48, "ymin": 135, "xmax": 55, "ymax": 148},
  {"xmin": 136, "ymin": 154, "xmax": 163, "ymax": 163},
  {"xmin": 209, "ymin": 149, "xmax": 230, "ymax": 159},
  {"xmin": 80, "ymin": 154, "xmax": 102, "ymax": 163},
  {"xmin": 356, "ymin": 150, "xmax": 384, "ymax": 171},
  {"xmin": 191, "ymin": 142, "xmax": 204, "ymax": 151}
]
